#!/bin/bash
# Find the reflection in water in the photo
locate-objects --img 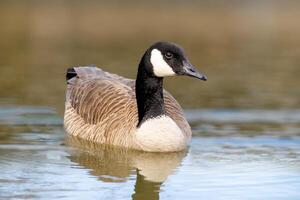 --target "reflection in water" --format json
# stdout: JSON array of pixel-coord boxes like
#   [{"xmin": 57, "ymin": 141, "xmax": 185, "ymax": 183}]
[
  {"xmin": 67, "ymin": 136, "xmax": 187, "ymax": 200},
  {"xmin": 132, "ymin": 171, "xmax": 162, "ymax": 200}
]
